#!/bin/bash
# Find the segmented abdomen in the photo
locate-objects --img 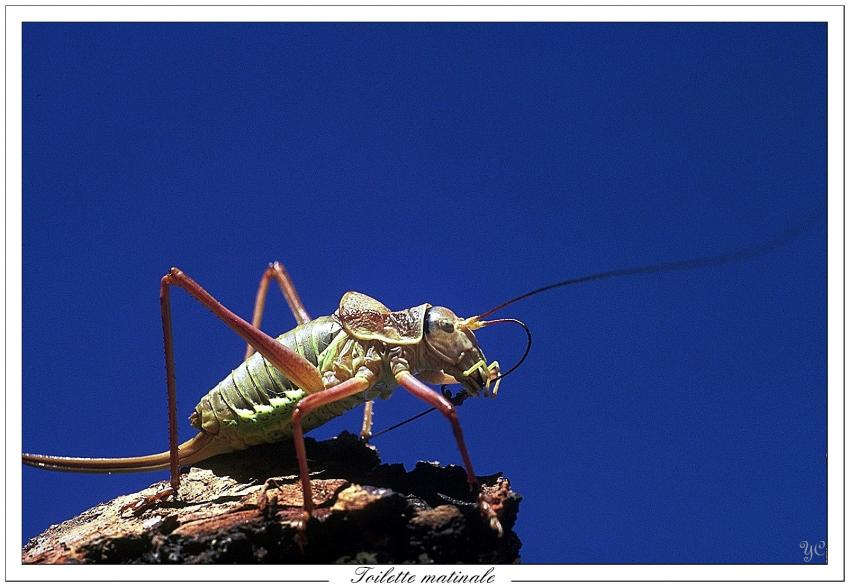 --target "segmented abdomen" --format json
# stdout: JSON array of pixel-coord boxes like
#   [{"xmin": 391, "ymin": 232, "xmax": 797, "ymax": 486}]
[{"xmin": 190, "ymin": 316, "xmax": 366, "ymax": 451}]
